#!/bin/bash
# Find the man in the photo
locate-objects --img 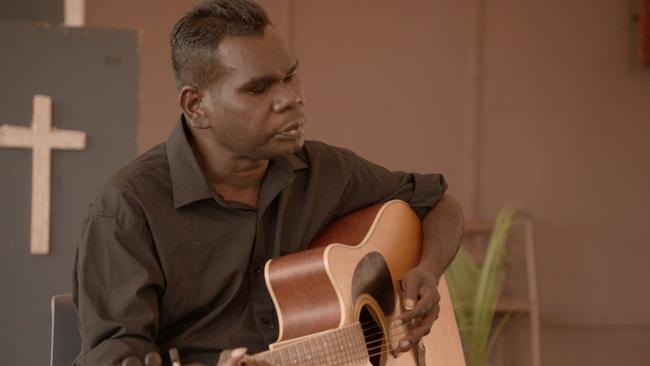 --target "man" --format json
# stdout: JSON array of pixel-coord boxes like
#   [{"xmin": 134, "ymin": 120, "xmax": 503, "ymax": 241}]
[{"xmin": 73, "ymin": 1, "xmax": 463, "ymax": 365}]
